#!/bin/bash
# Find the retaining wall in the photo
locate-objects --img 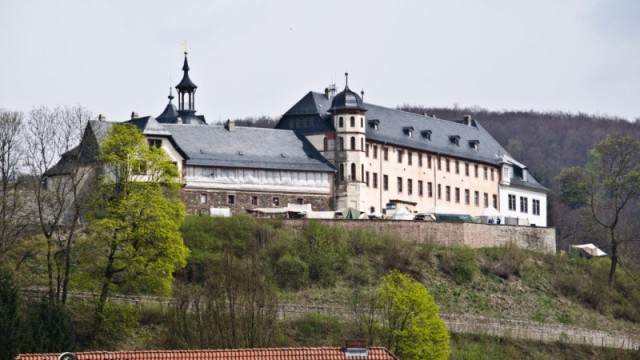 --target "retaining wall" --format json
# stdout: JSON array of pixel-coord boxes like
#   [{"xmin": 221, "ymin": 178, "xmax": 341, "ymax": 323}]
[{"xmin": 282, "ymin": 220, "xmax": 556, "ymax": 254}]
